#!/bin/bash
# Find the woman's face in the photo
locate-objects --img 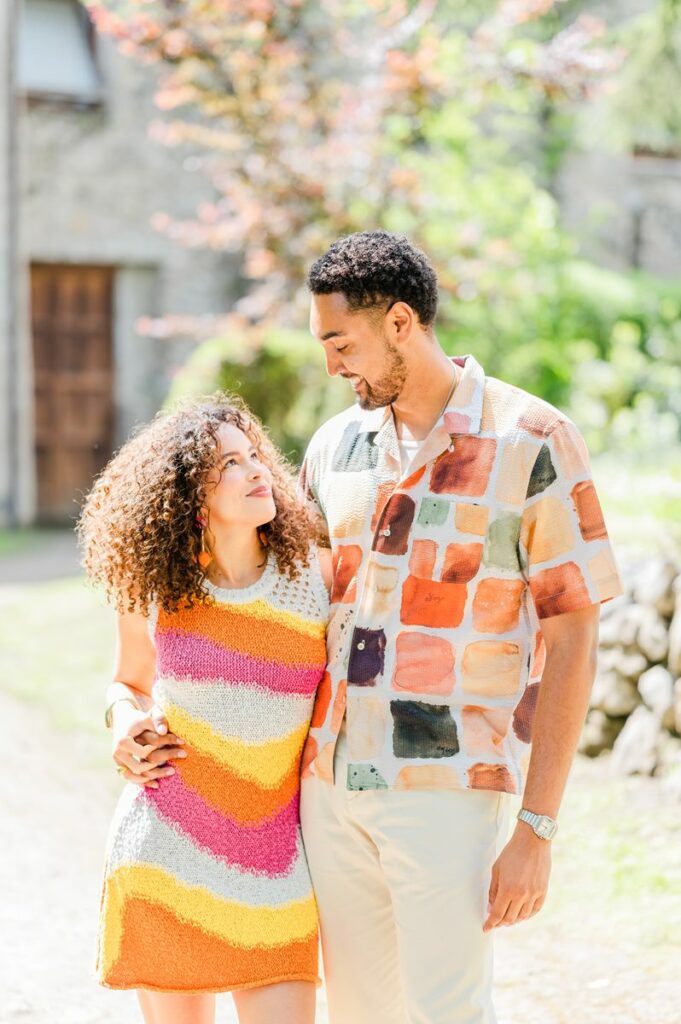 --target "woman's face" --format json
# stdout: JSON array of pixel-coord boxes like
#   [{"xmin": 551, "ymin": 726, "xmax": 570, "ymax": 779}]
[{"xmin": 202, "ymin": 423, "xmax": 276, "ymax": 531}]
